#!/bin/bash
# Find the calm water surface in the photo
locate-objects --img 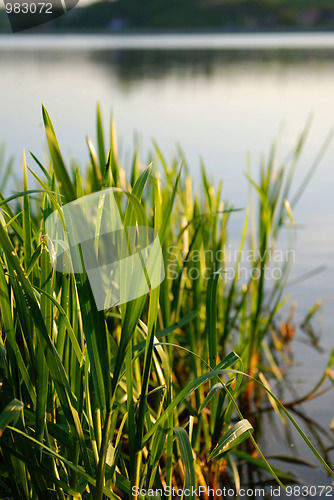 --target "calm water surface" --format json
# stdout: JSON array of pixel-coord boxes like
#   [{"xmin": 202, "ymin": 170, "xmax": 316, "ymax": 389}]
[{"xmin": 0, "ymin": 33, "xmax": 333, "ymax": 489}]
